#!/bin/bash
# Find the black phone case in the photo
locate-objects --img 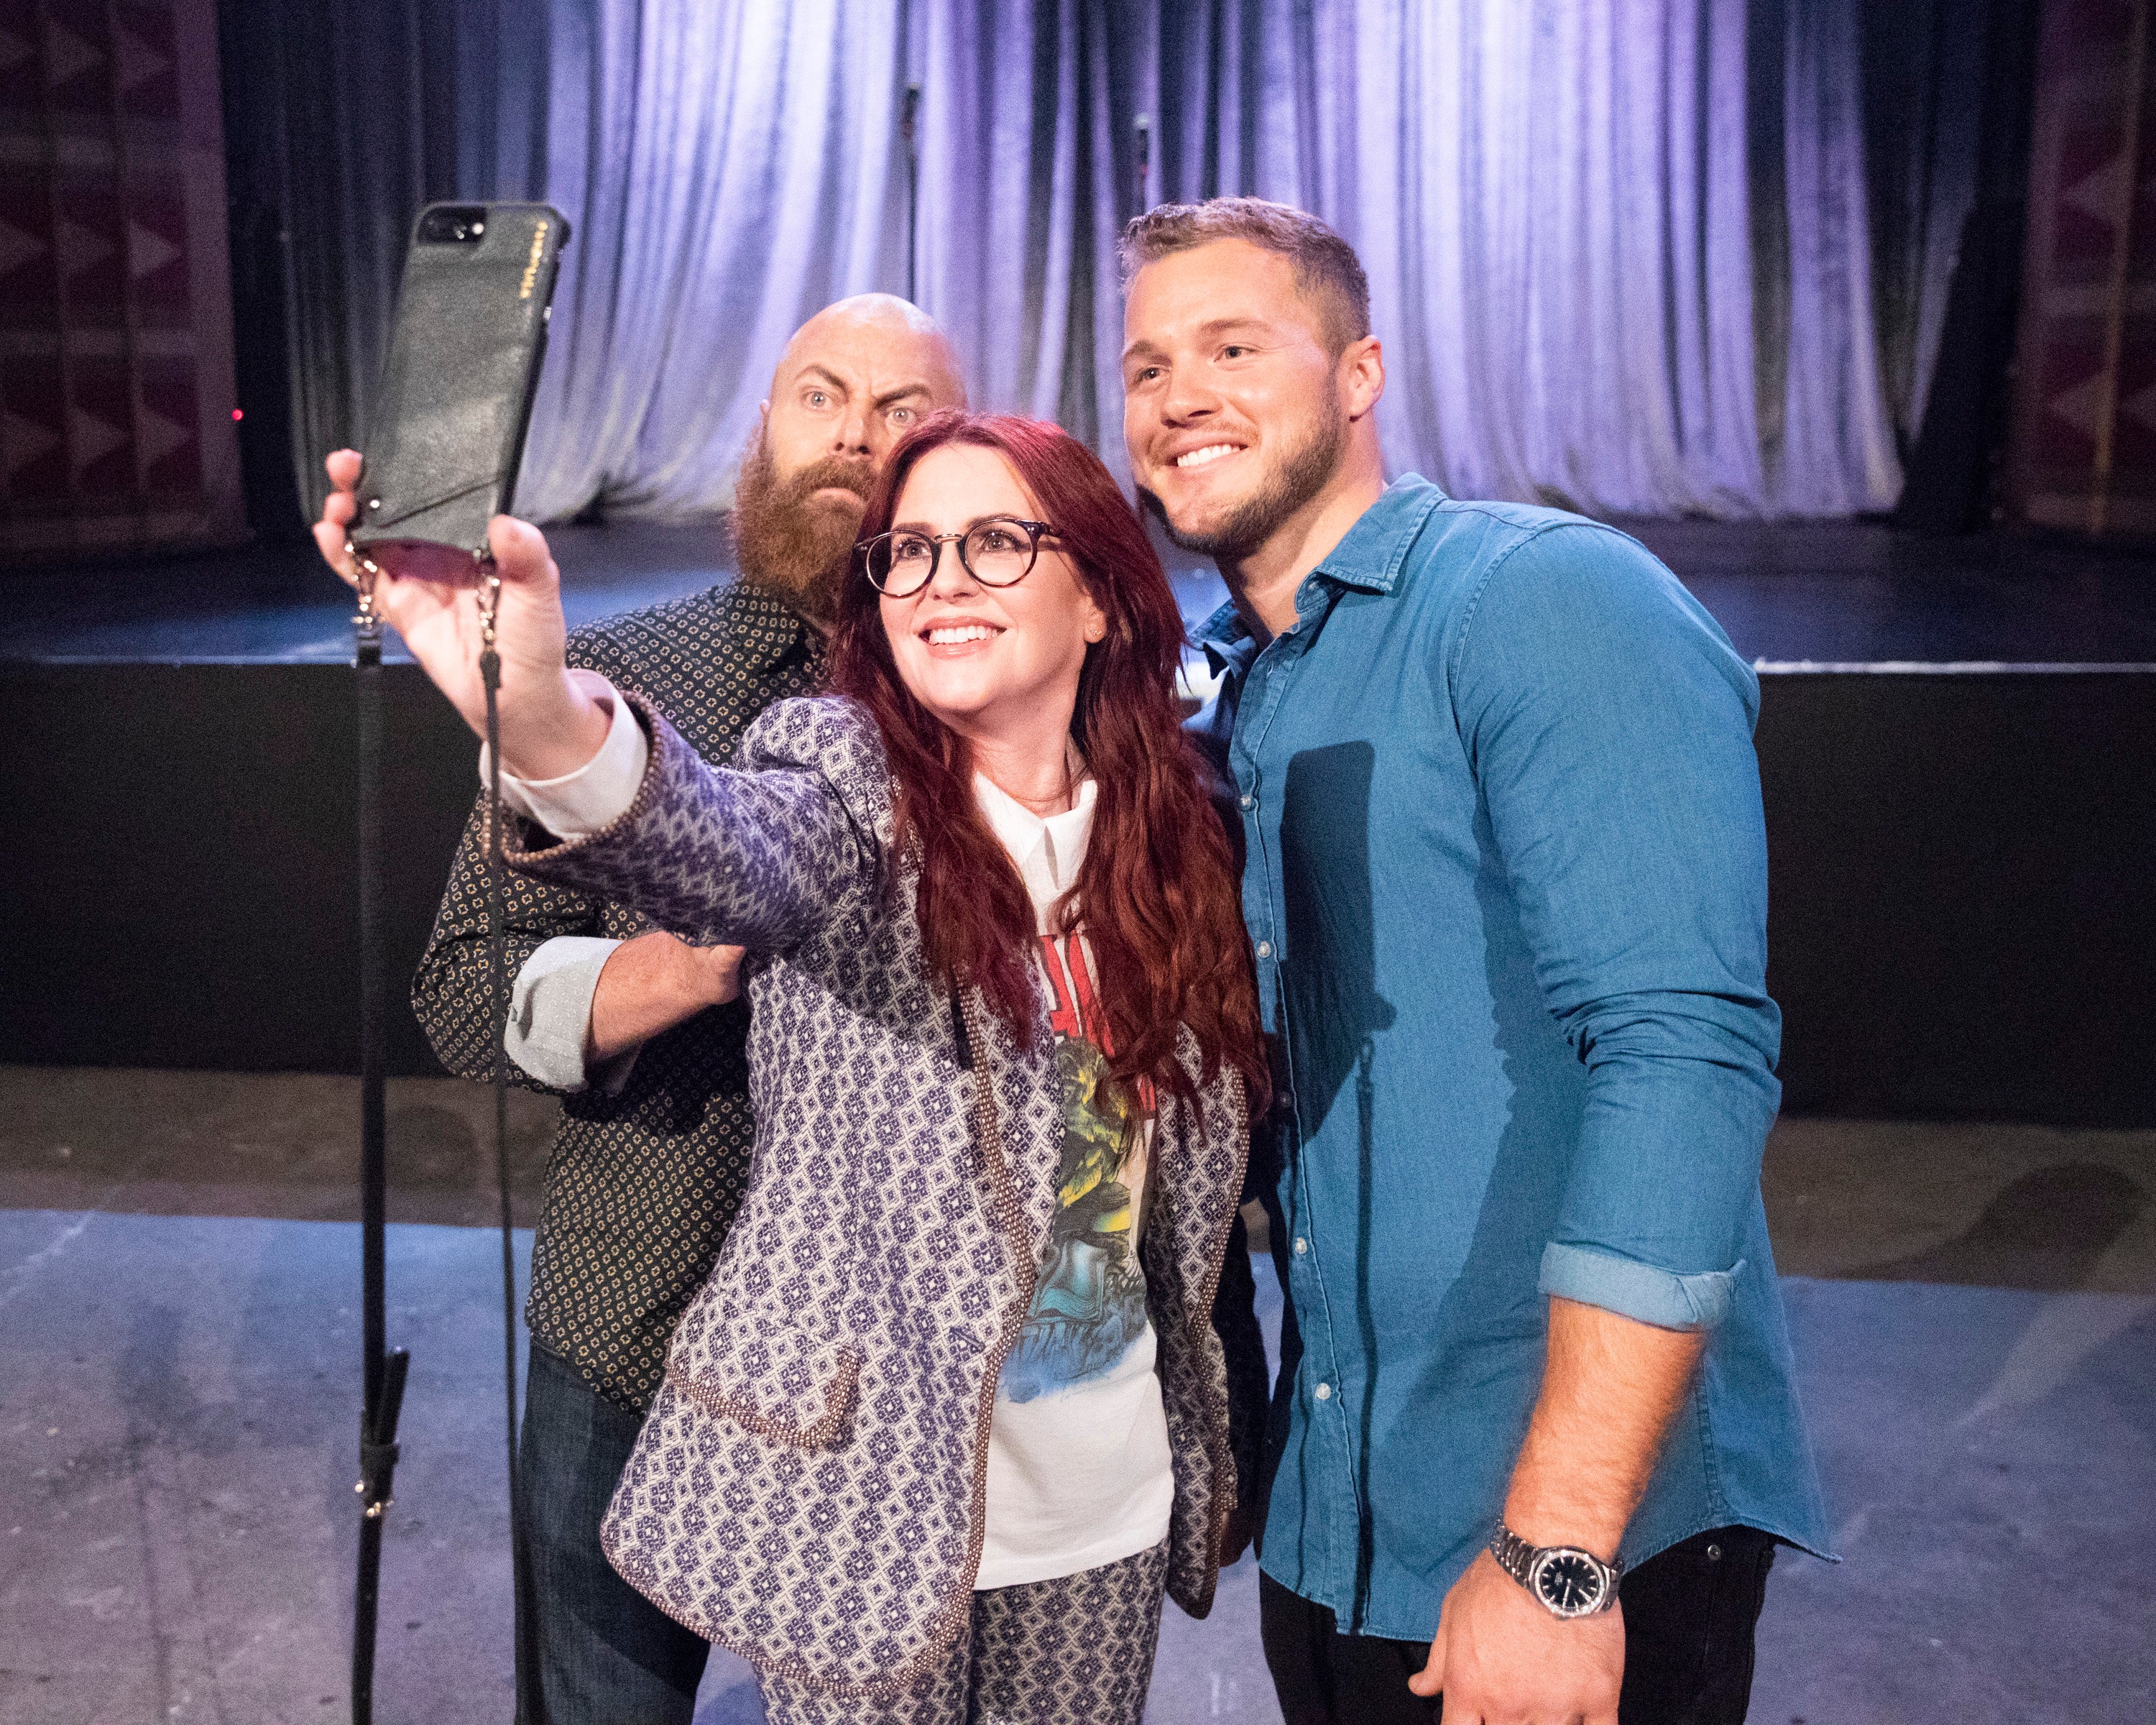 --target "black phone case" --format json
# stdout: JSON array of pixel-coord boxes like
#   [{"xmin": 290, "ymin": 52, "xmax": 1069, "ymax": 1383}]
[{"xmin": 351, "ymin": 203, "xmax": 570, "ymax": 572}]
